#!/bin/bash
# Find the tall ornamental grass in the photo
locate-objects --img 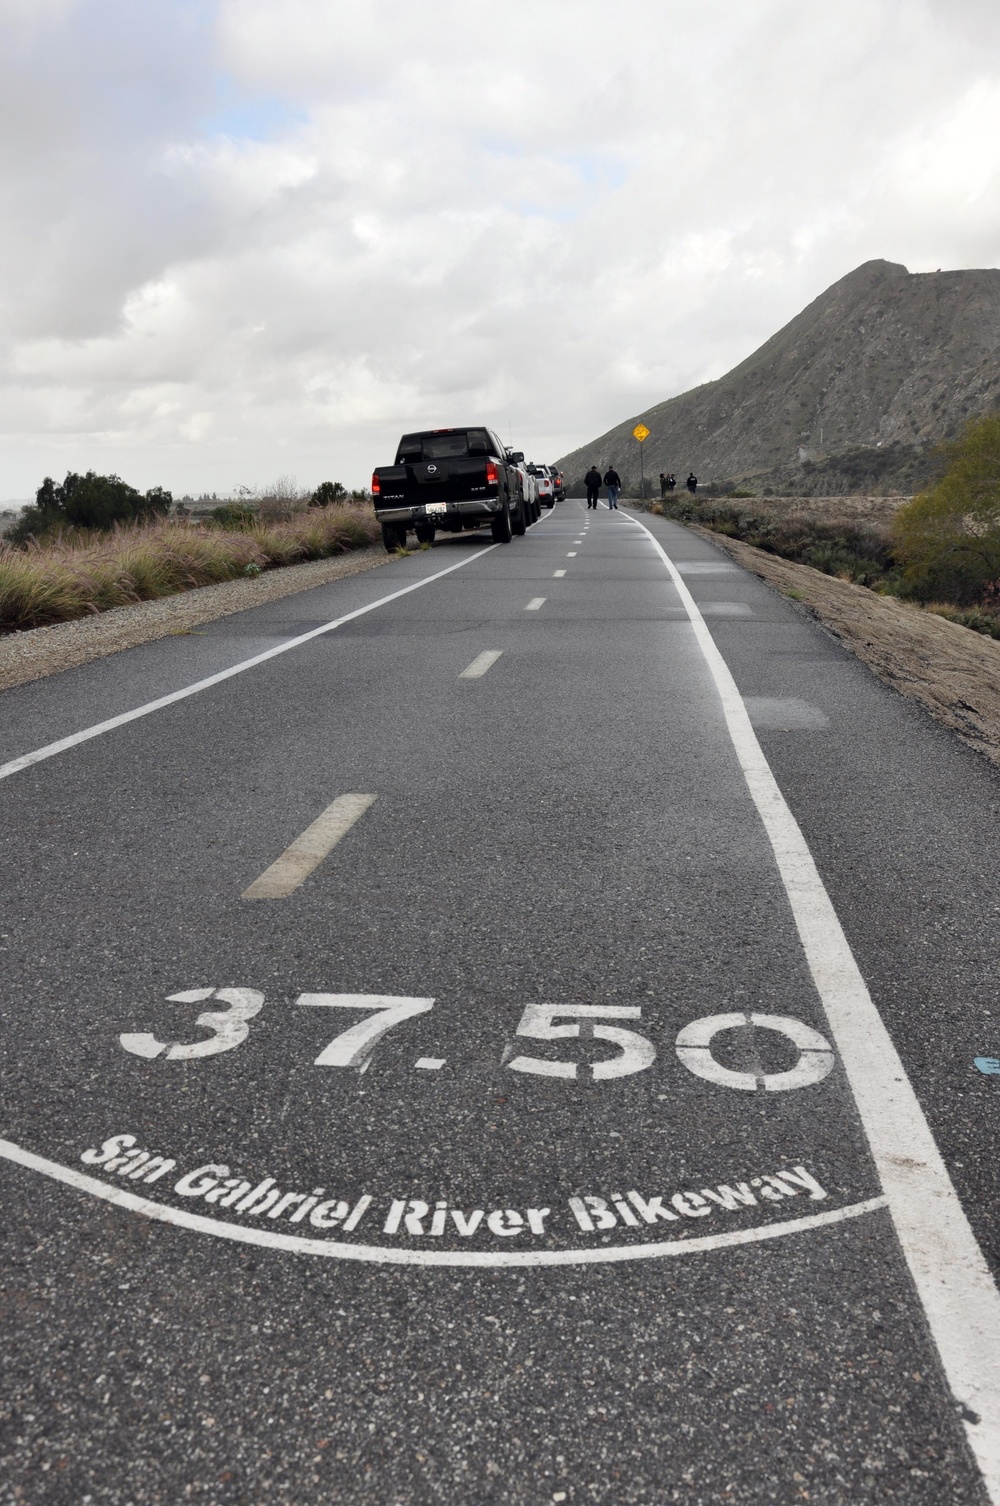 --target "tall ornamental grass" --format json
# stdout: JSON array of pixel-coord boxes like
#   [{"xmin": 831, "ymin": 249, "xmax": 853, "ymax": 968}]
[{"xmin": 0, "ymin": 505, "xmax": 380, "ymax": 633}]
